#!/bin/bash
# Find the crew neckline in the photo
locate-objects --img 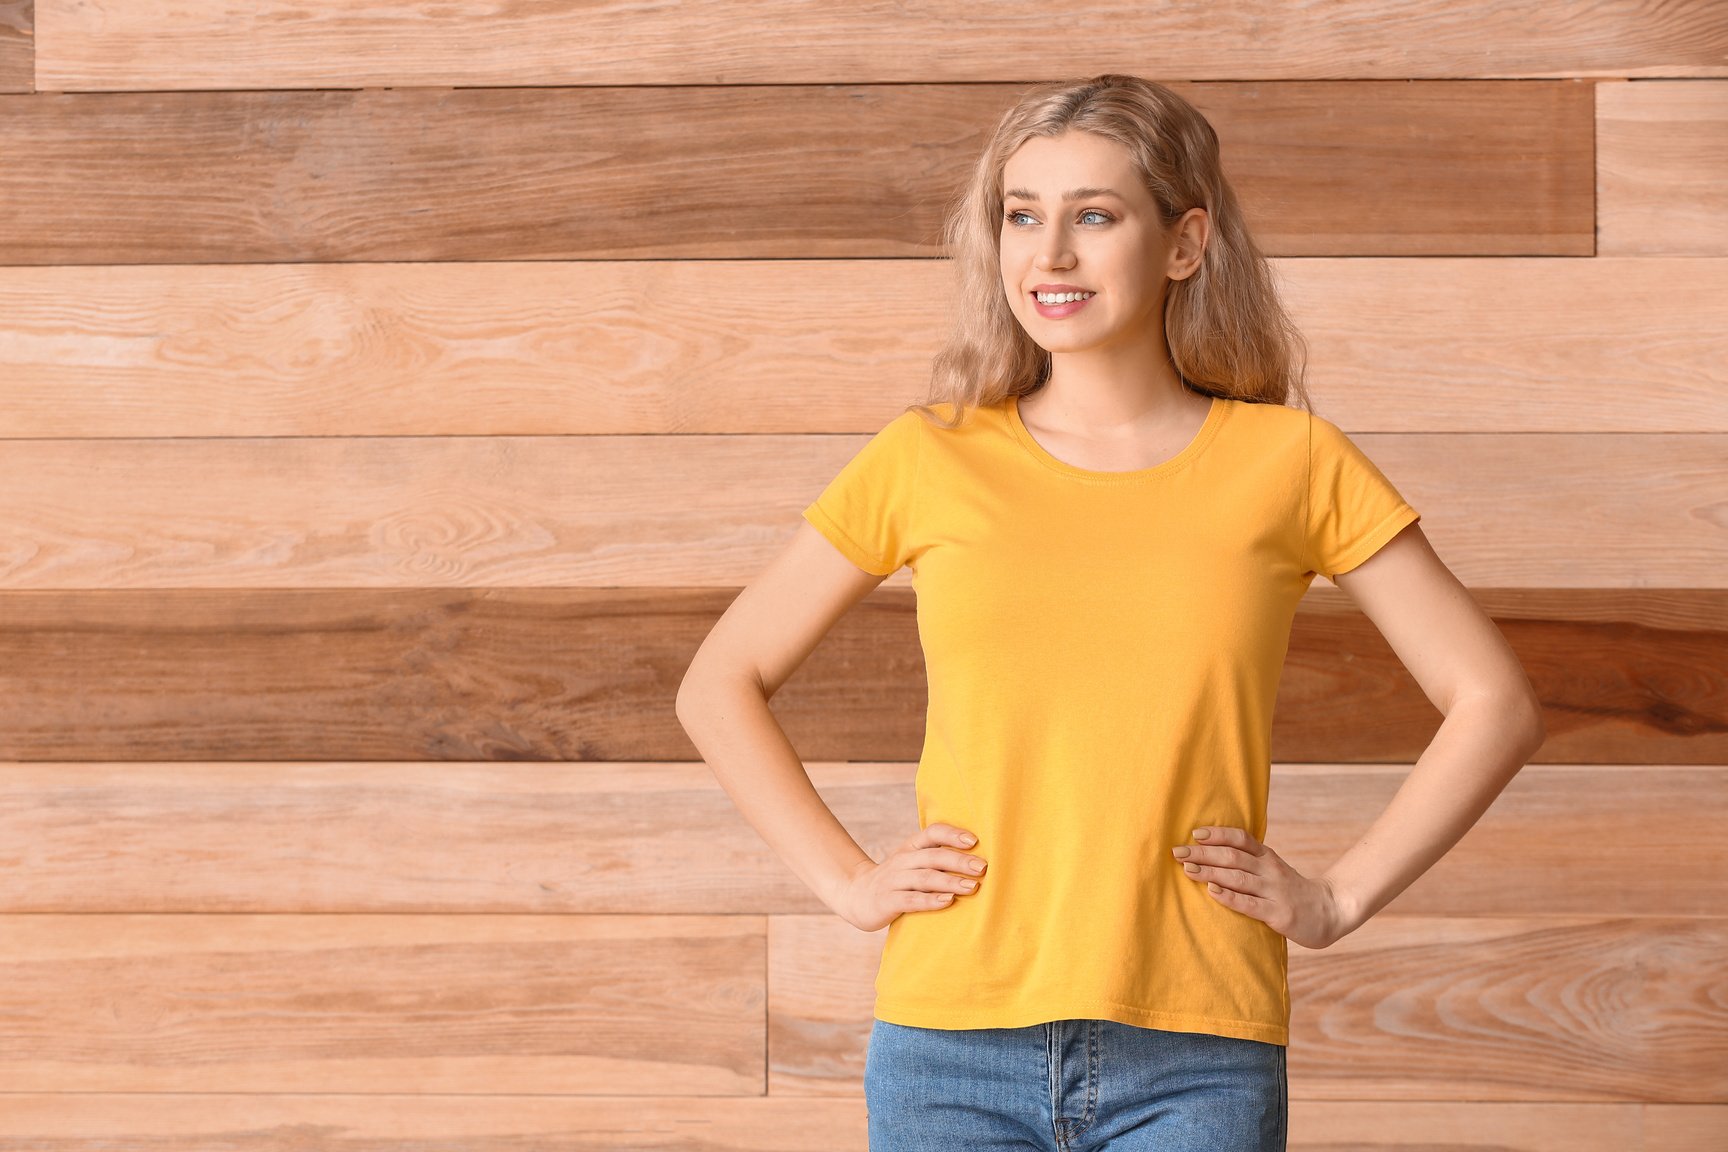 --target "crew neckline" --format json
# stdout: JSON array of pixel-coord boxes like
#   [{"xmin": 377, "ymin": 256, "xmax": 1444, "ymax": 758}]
[{"xmin": 1006, "ymin": 391, "xmax": 1229, "ymax": 483}]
